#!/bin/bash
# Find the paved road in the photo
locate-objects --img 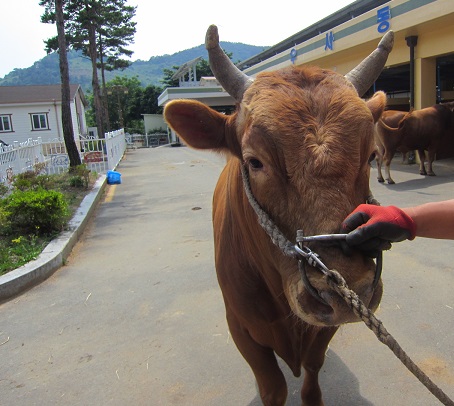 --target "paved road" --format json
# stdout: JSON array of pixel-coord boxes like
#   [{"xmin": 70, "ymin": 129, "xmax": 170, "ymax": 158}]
[{"xmin": 1, "ymin": 146, "xmax": 453, "ymax": 405}]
